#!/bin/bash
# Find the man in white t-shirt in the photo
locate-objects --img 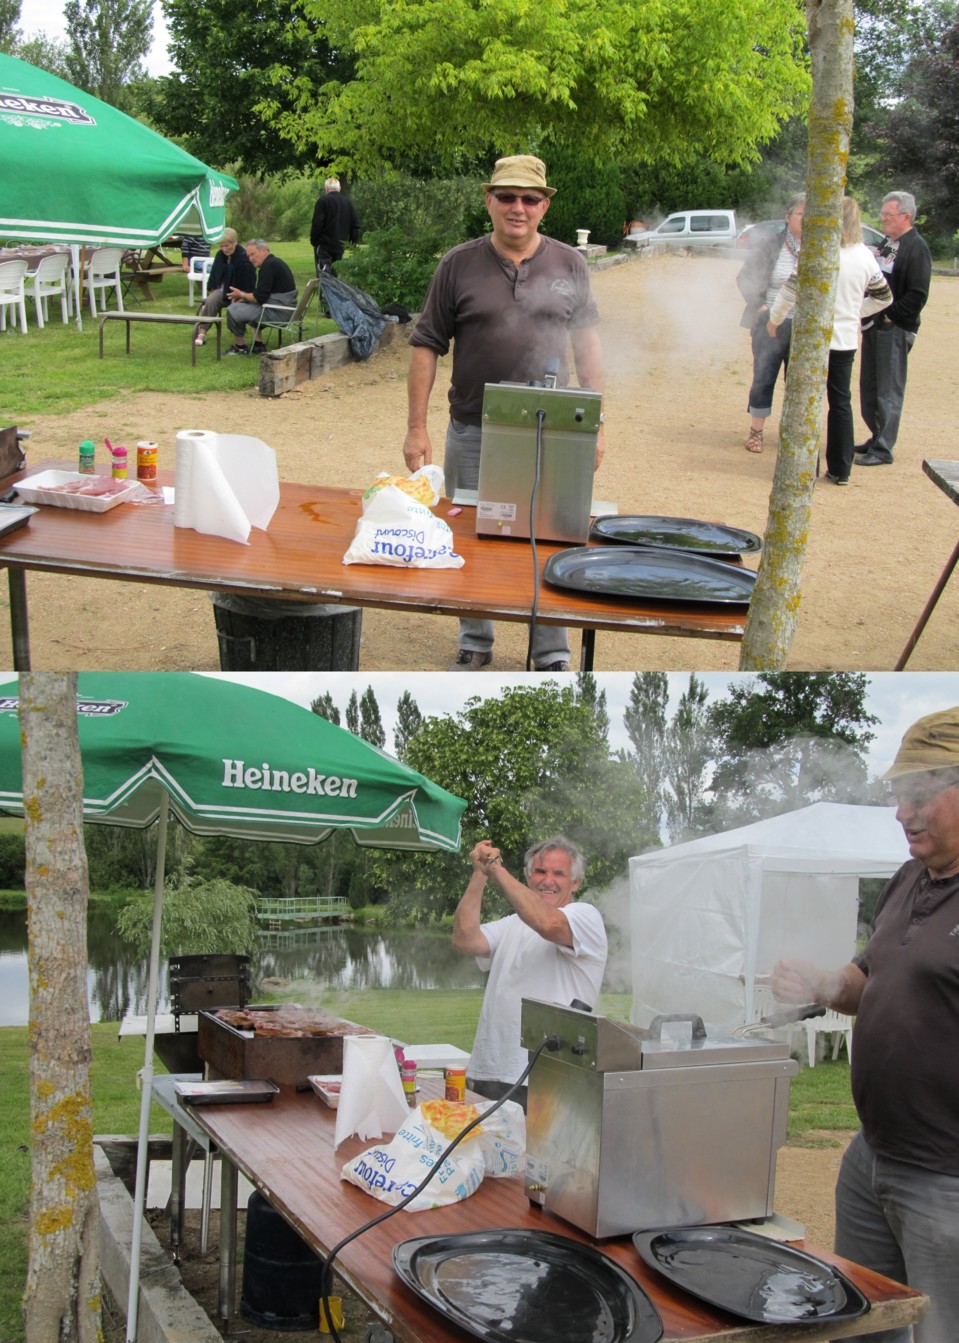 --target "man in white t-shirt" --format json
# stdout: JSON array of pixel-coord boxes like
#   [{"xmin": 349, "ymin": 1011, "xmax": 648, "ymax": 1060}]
[{"xmin": 452, "ymin": 835, "xmax": 608, "ymax": 1109}]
